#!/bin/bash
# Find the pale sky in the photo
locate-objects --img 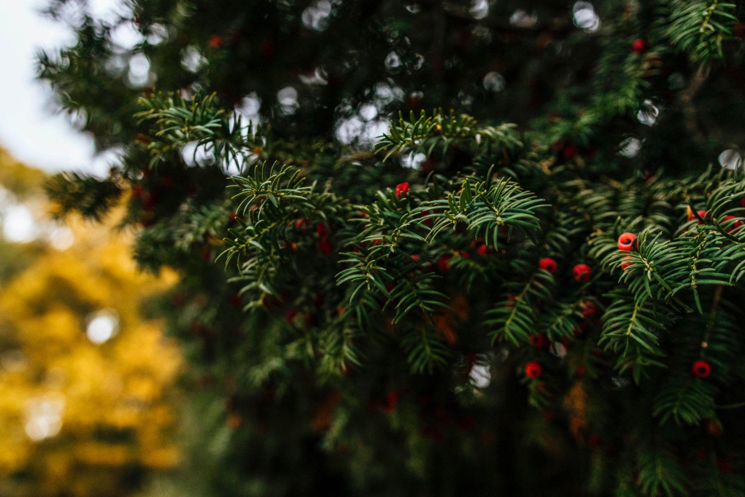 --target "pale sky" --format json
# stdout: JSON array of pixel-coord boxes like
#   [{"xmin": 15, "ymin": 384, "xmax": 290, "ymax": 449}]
[{"xmin": 0, "ymin": 0, "xmax": 121, "ymax": 175}]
